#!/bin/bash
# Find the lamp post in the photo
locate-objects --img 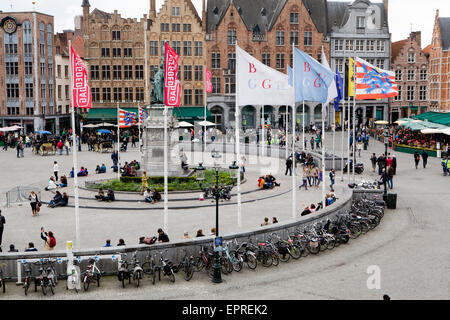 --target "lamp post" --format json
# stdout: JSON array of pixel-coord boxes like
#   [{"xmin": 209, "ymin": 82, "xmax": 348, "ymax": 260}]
[
  {"xmin": 383, "ymin": 125, "xmax": 389, "ymax": 201},
  {"xmin": 195, "ymin": 162, "xmax": 206, "ymax": 190},
  {"xmin": 229, "ymin": 160, "xmax": 239, "ymax": 186},
  {"xmin": 210, "ymin": 150, "xmax": 222, "ymax": 283}
]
